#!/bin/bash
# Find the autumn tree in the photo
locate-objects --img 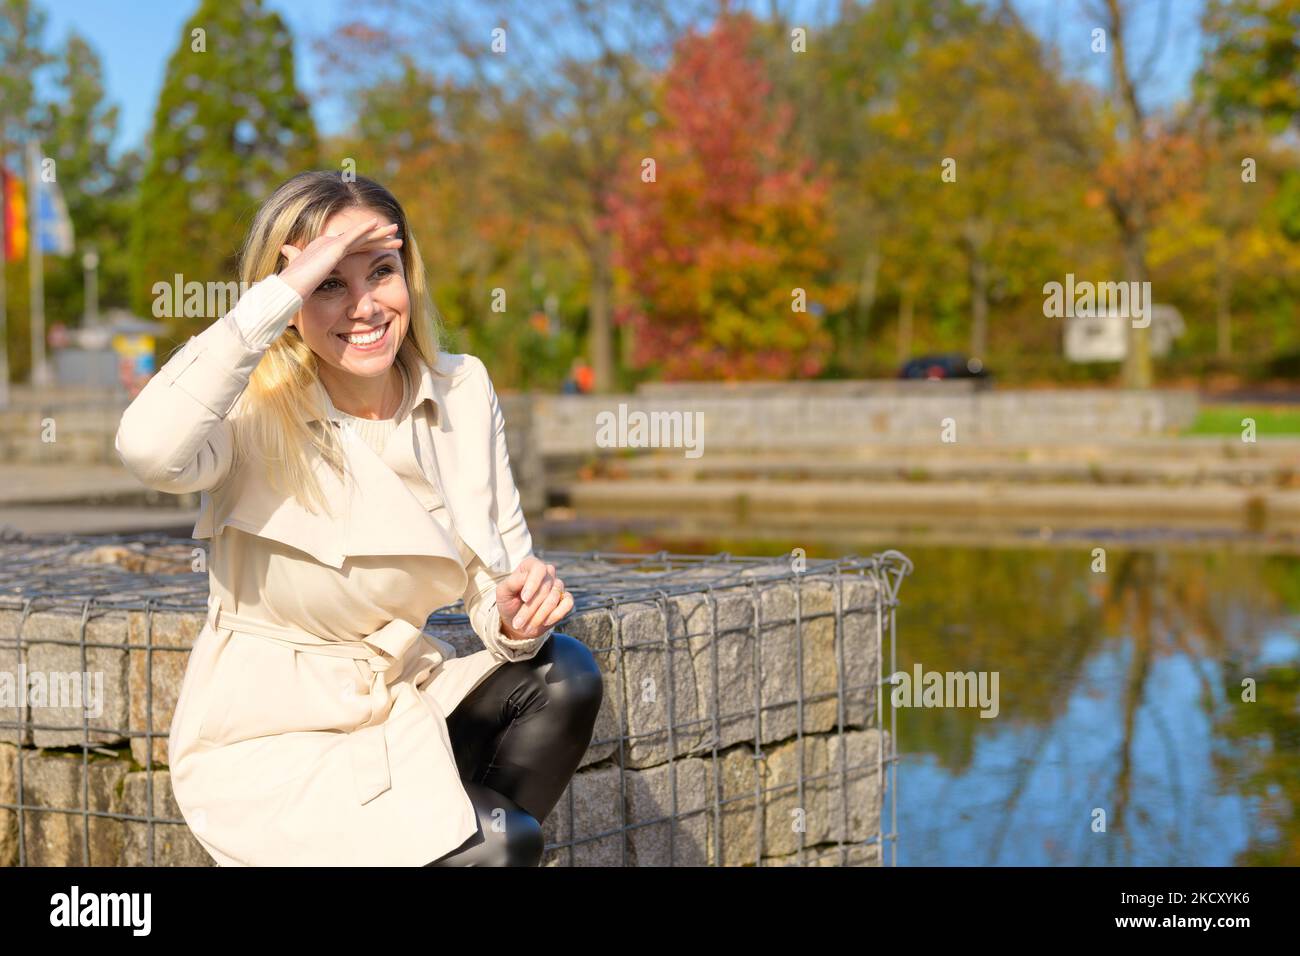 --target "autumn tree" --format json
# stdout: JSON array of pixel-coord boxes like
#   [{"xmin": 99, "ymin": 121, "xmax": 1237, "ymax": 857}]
[
  {"xmin": 1148, "ymin": 118, "xmax": 1300, "ymax": 362},
  {"xmin": 1081, "ymin": 0, "xmax": 1157, "ymax": 388},
  {"xmin": 318, "ymin": 0, "xmax": 711, "ymax": 392},
  {"xmin": 865, "ymin": 5, "xmax": 1106, "ymax": 364},
  {"xmin": 324, "ymin": 53, "xmax": 579, "ymax": 385},
  {"xmin": 1189, "ymin": 0, "xmax": 1300, "ymax": 362},
  {"xmin": 1197, "ymin": 0, "xmax": 1300, "ymax": 136},
  {"xmin": 766, "ymin": 0, "xmax": 982, "ymax": 374},
  {"xmin": 604, "ymin": 9, "xmax": 848, "ymax": 380}
]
